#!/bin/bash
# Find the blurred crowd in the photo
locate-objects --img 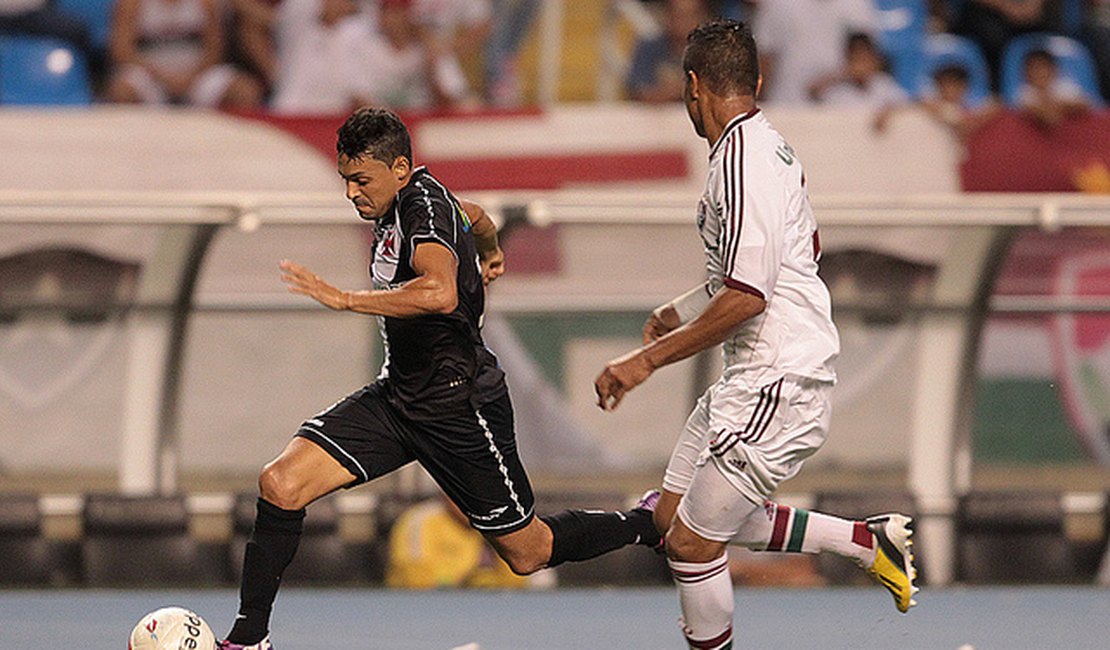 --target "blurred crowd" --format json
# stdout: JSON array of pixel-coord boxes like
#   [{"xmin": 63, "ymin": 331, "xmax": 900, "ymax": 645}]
[
  {"xmin": 631, "ymin": 0, "xmax": 1109, "ymax": 136},
  {"xmin": 0, "ymin": 0, "xmax": 1107, "ymax": 129}
]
